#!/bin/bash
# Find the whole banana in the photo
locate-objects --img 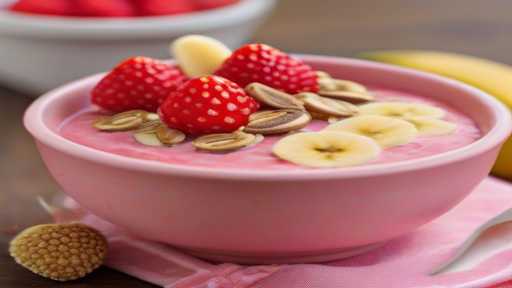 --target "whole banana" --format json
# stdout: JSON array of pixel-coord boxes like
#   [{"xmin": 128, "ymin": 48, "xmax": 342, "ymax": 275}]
[{"xmin": 361, "ymin": 50, "xmax": 512, "ymax": 180}]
